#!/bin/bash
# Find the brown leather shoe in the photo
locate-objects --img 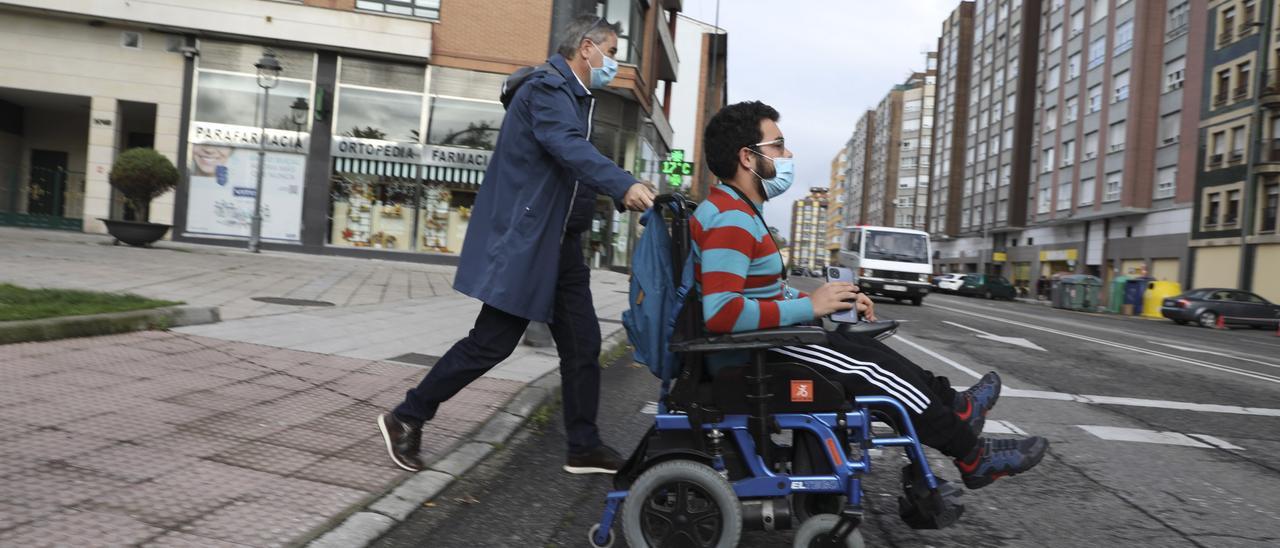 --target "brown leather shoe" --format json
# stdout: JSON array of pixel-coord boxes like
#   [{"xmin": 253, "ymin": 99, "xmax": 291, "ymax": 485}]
[{"xmin": 378, "ymin": 412, "xmax": 424, "ymax": 472}]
